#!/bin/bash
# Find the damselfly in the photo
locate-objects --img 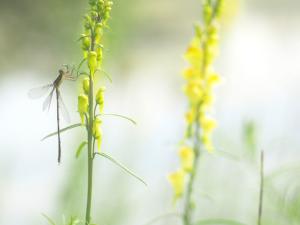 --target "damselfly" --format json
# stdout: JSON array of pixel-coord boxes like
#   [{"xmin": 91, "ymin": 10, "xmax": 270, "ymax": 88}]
[{"xmin": 28, "ymin": 66, "xmax": 75, "ymax": 163}]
